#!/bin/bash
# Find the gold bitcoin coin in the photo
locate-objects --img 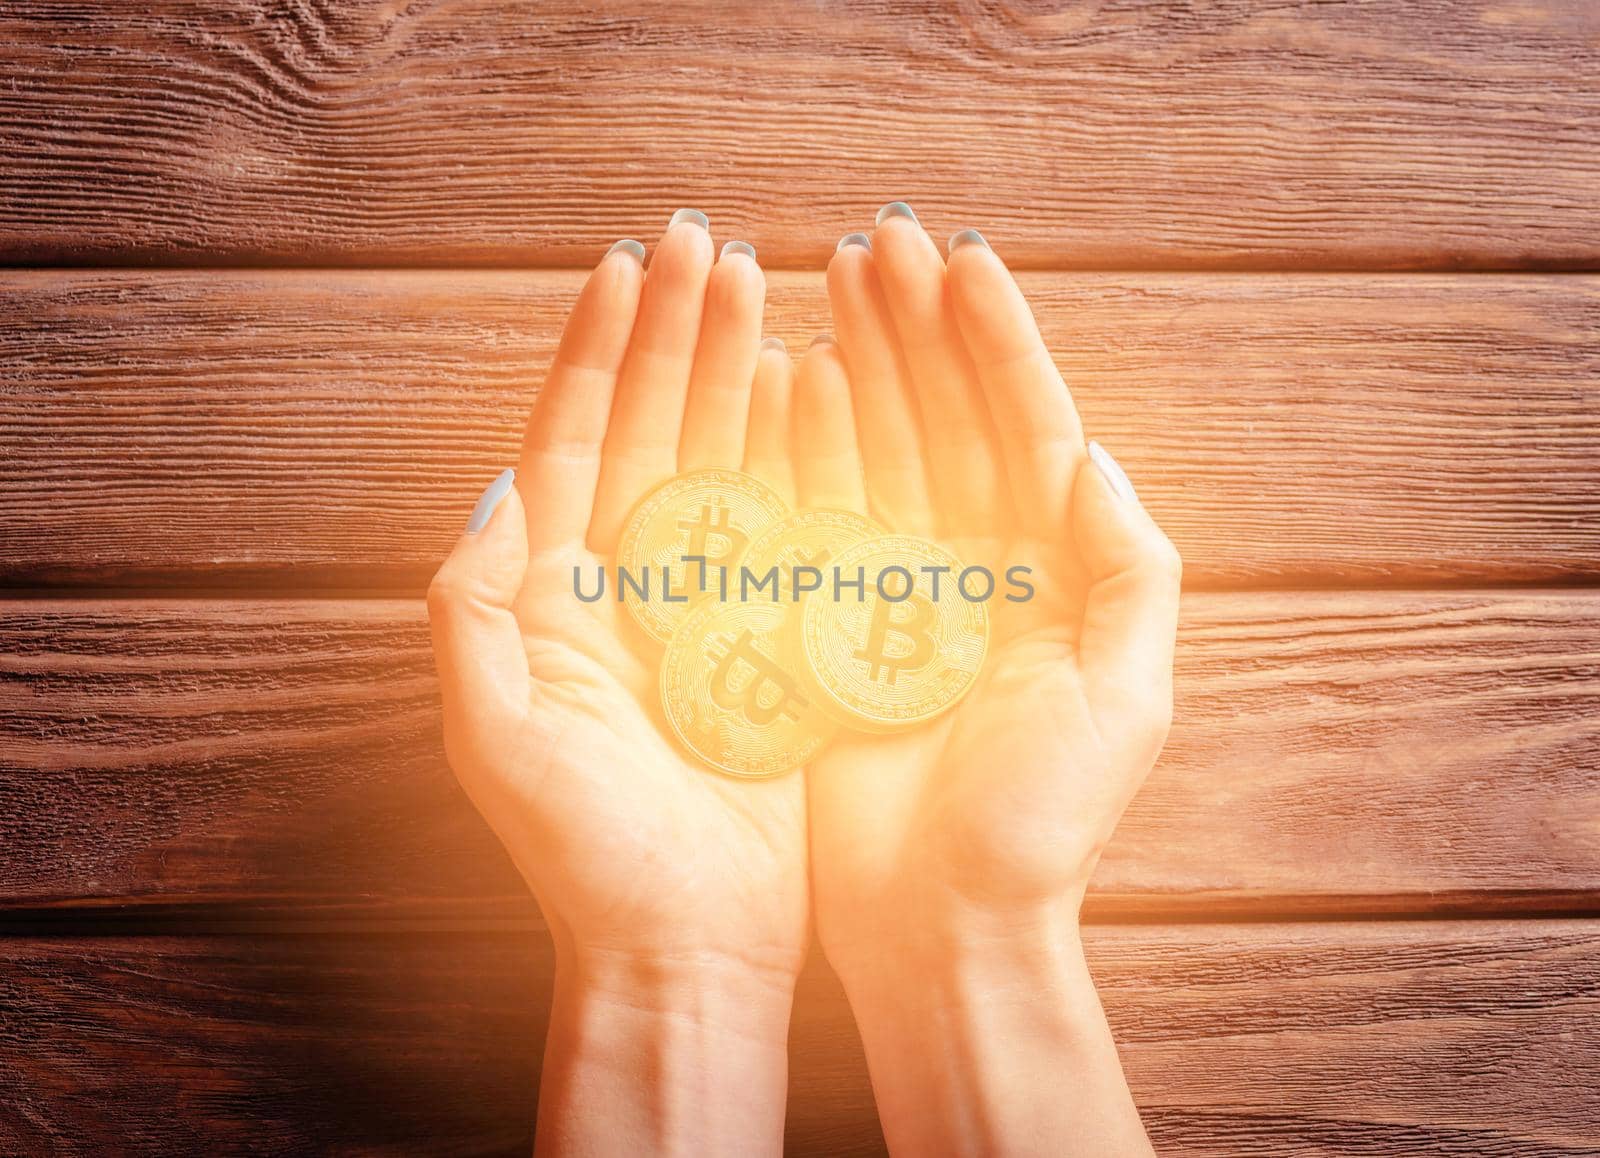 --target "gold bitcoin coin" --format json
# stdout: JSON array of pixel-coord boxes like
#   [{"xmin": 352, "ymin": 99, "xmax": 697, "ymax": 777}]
[
  {"xmin": 660, "ymin": 597, "xmax": 833, "ymax": 778},
  {"xmin": 798, "ymin": 535, "xmax": 989, "ymax": 732},
  {"xmin": 736, "ymin": 508, "xmax": 882, "ymax": 604},
  {"xmin": 617, "ymin": 469, "xmax": 788, "ymax": 642}
]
